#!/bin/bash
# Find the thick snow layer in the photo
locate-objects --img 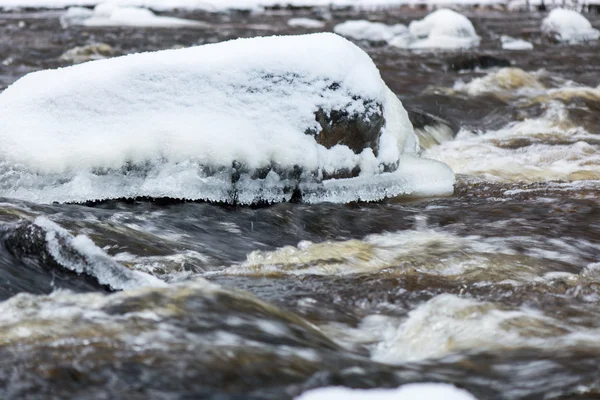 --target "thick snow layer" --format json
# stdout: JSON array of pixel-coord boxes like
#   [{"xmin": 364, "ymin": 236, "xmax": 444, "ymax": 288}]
[
  {"xmin": 287, "ymin": 18, "xmax": 326, "ymax": 29},
  {"xmin": 541, "ymin": 8, "xmax": 600, "ymax": 43},
  {"xmin": 0, "ymin": 33, "xmax": 453, "ymax": 204},
  {"xmin": 295, "ymin": 384, "xmax": 478, "ymax": 400},
  {"xmin": 333, "ymin": 20, "xmax": 408, "ymax": 42},
  {"xmin": 61, "ymin": 3, "xmax": 207, "ymax": 27},
  {"xmin": 500, "ymin": 35, "xmax": 534, "ymax": 50},
  {"xmin": 391, "ymin": 8, "xmax": 480, "ymax": 49}
]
